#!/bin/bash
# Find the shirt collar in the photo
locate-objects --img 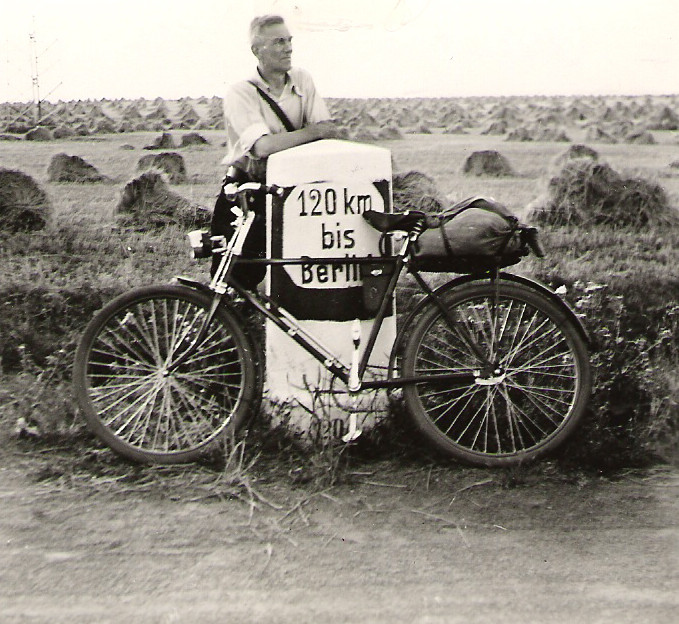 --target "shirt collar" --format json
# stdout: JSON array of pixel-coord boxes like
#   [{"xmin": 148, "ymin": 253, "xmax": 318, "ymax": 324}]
[{"xmin": 251, "ymin": 68, "xmax": 303, "ymax": 96}]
